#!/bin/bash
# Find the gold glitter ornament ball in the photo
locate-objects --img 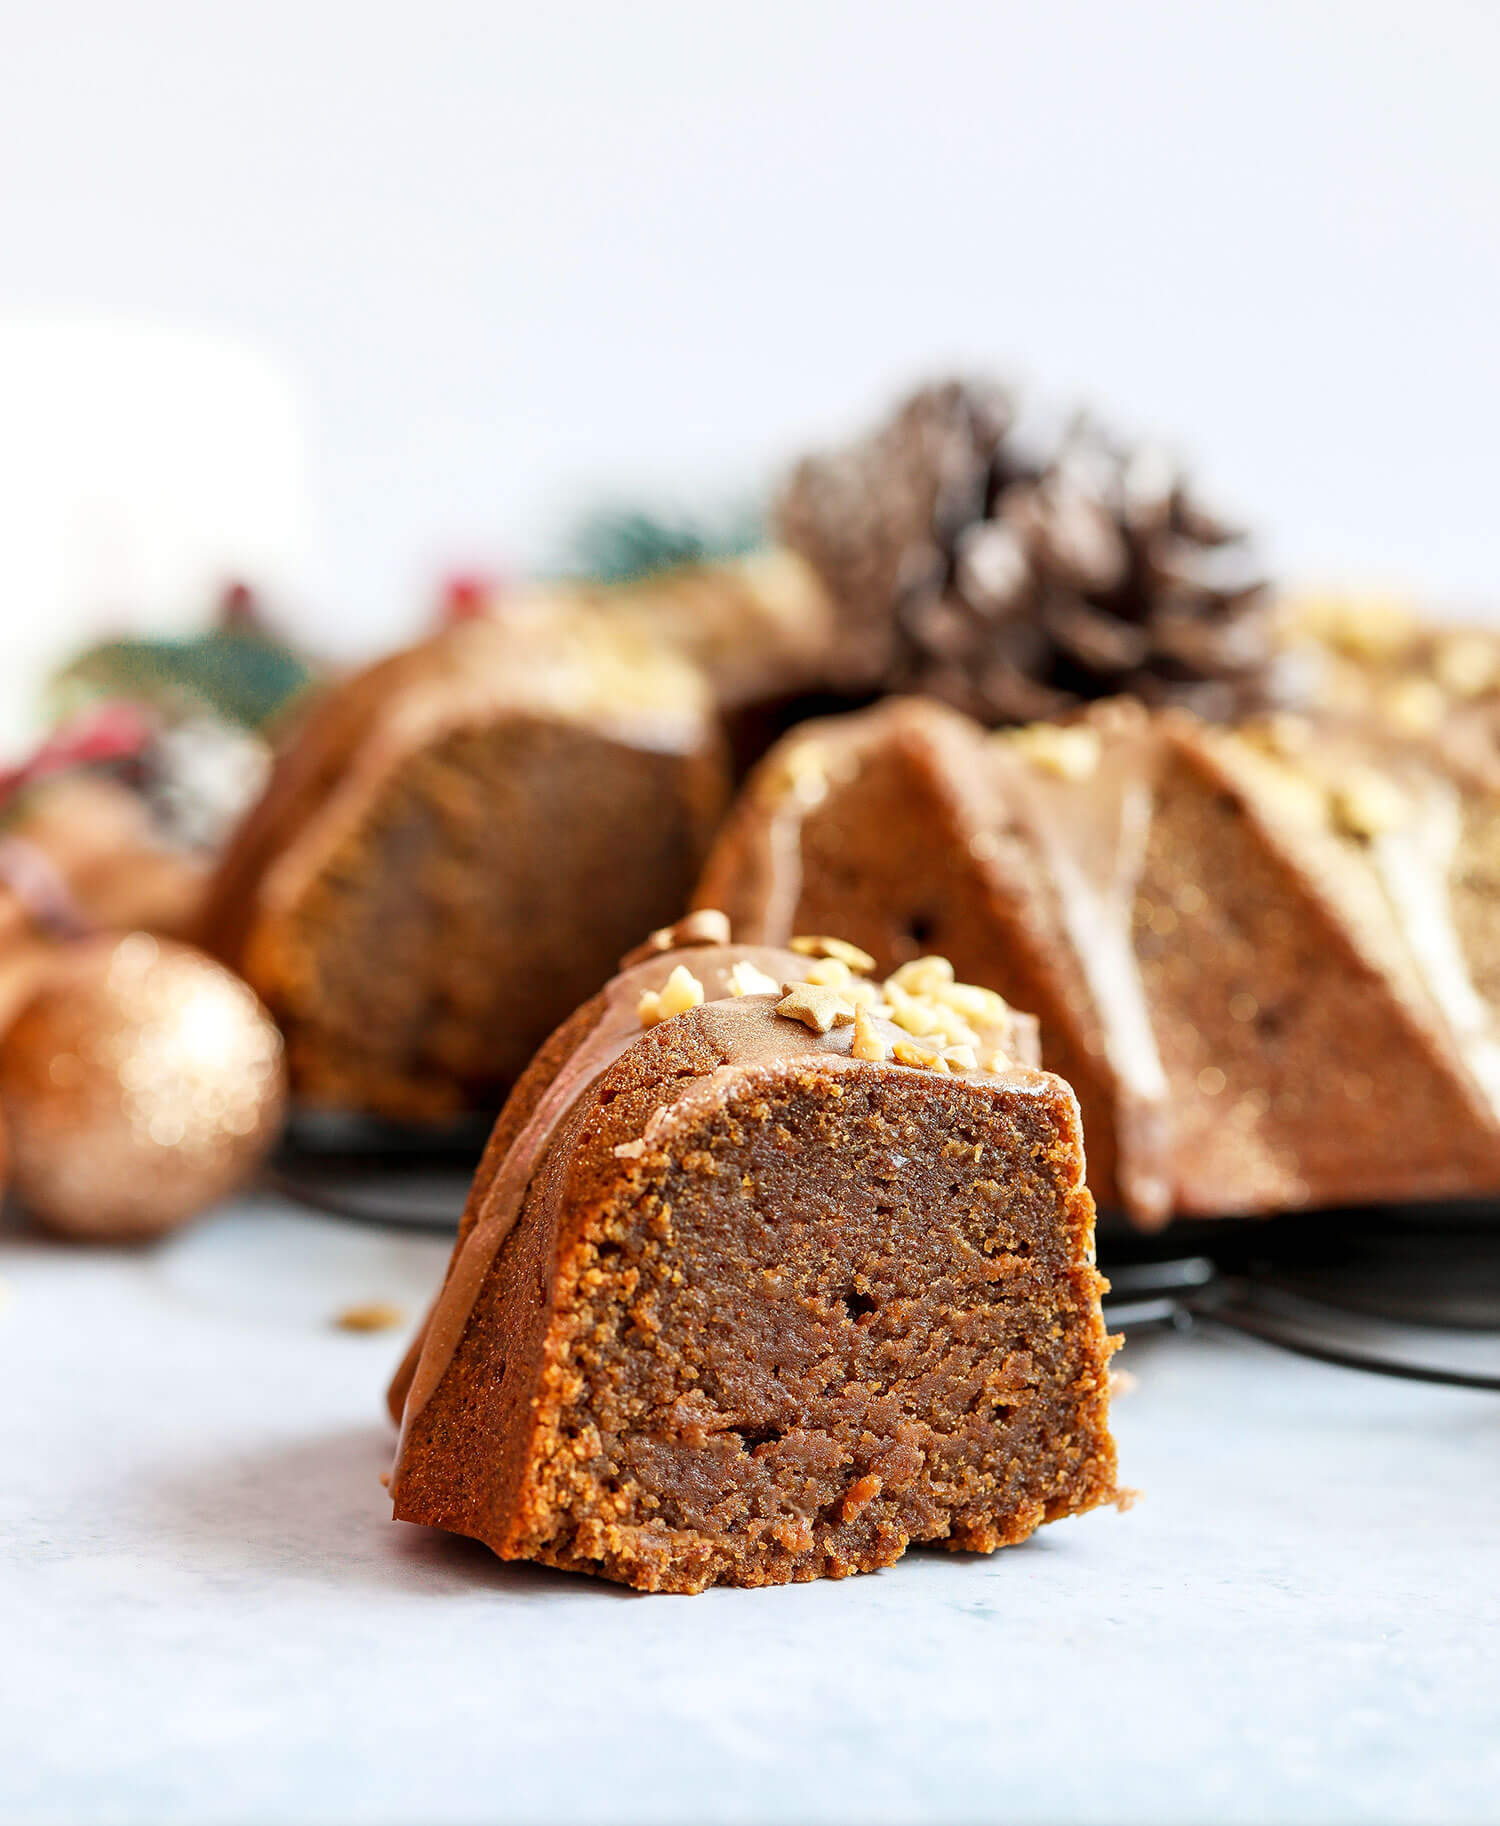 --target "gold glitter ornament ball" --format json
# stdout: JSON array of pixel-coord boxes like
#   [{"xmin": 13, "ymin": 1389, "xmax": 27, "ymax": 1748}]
[{"xmin": 0, "ymin": 933, "xmax": 286, "ymax": 1240}]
